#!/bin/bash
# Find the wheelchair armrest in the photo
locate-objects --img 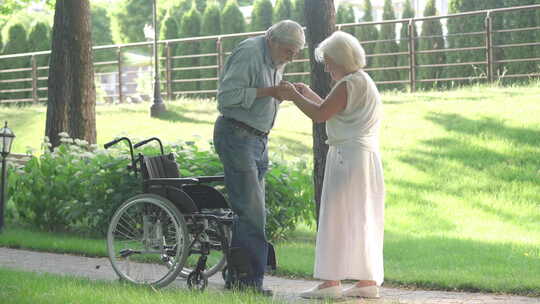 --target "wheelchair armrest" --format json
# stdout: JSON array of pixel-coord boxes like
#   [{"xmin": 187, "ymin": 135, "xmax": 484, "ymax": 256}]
[
  {"xmin": 195, "ymin": 175, "xmax": 225, "ymax": 183},
  {"xmin": 144, "ymin": 177, "xmax": 199, "ymax": 187}
]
